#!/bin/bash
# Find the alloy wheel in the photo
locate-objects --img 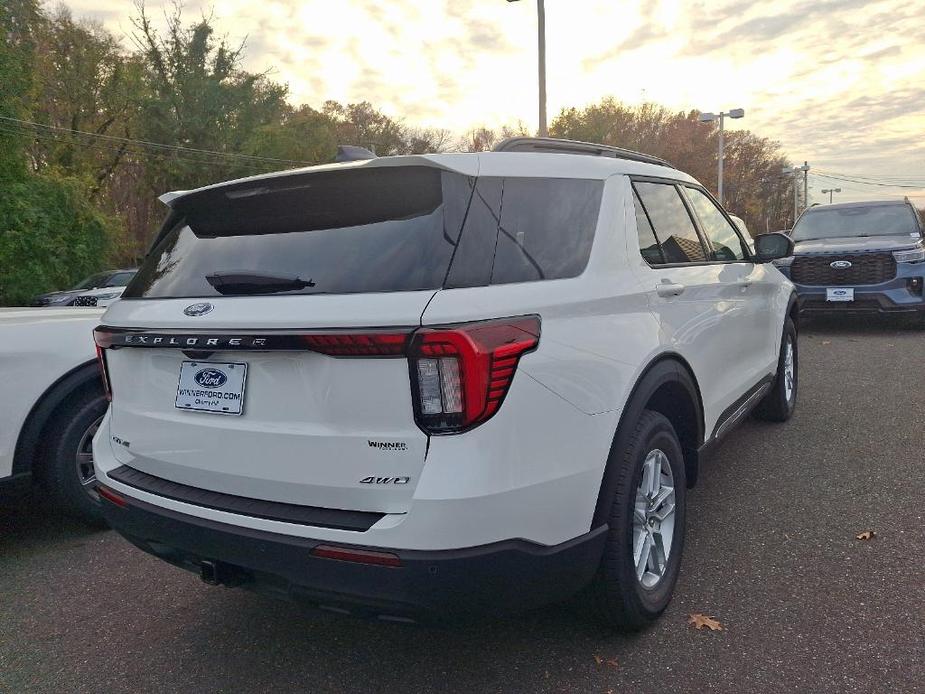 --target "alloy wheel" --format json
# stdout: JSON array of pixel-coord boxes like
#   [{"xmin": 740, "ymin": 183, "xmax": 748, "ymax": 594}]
[
  {"xmin": 75, "ymin": 415, "xmax": 103, "ymax": 501},
  {"xmin": 633, "ymin": 449, "xmax": 676, "ymax": 589},
  {"xmin": 783, "ymin": 338, "xmax": 795, "ymax": 403}
]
